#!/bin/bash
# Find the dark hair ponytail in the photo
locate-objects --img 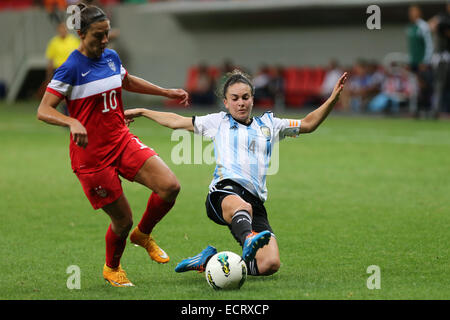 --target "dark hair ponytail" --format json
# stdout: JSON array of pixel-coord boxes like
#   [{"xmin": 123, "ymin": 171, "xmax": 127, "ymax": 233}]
[
  {"xmin": 76, "ymin": 3, "xmax": 108, "ymax": 34},
  {"xmin": 219, "ymin": 69, "xmax": 255, "ymax": 99}
]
